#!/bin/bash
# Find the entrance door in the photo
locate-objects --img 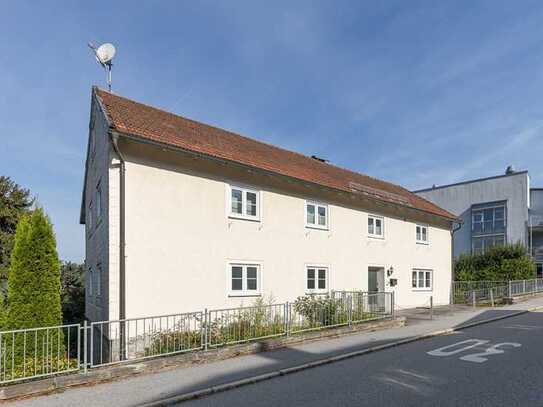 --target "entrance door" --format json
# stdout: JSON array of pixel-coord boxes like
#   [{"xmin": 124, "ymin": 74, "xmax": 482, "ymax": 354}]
[
  {"xmin": 368, "ymin": 266, "xmax": 385, "ymax": 292},
  {"xmin": 368, "ymin": 266, "xmax": 385, "ymax": 310}
]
